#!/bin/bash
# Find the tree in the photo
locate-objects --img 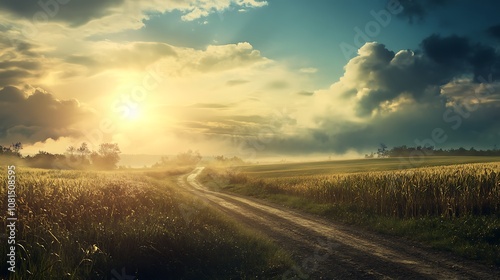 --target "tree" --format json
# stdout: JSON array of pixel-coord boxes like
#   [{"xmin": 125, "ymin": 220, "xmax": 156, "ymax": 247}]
[
  {"xmin": 91, "ymin": 143, "xmax": 121, "ymax": 169},
  {"xmin": 377, "ymin": 143, "xmax": 389, "ymax": 158},
  {"xmin": 77, "ymin": 142, "xmax": 90, "ymax": 159},
  {"xmin": 0, "ymin": 142, "xmax": 22, "ymax": 157},
  {"xmin": 25, "ymin": 151, "xmax": 60, "ymax": 169},
  {"xmin": 151, "ymin": 156, "xmax": 169, "ymax": 168},
  {"xmin": 66, "ymin": 146, "xmax": 76, "ymax": 157},
  {"xmin": 11, "ymin": 142, "xmax": 22, "ymax": 155},
  {"xmin": 175, "ymin": 150, "xmax": 202, "ymax": 165},
  {"xmin": 364, "ymin": 152, "xmax": 375, "ymax": 159},
  {"xmin": 0, "ymin": 145, "xmax": 11, "ymax": 154}
]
